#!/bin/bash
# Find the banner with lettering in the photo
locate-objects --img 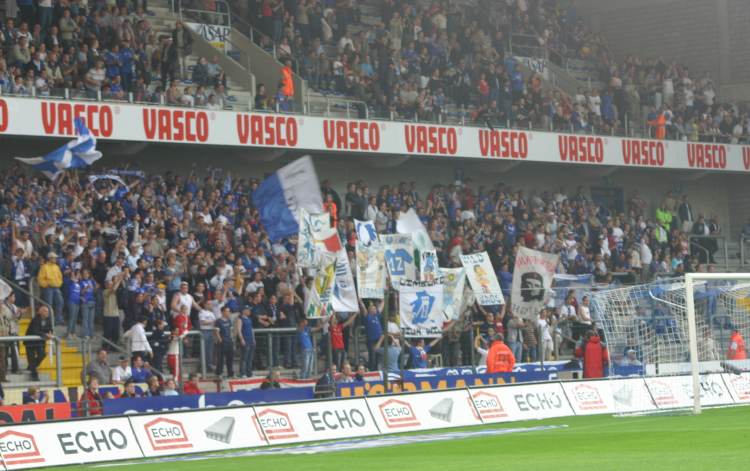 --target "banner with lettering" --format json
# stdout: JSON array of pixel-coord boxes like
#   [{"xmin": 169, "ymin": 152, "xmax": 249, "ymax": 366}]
[
  {"xmin": 312, "ymin": 225, "xmax": 358, "ymax": 313},
  {"xmin": 305, "ymin": 254, "xmax": 336, "ymax": 318},
  {"xmin": 420, "ymin": 250, "xmax": 438, "ymax": 281},
  {"xmin": 380, "ymin": 234, "xmax": 416, "ymax": 286},
  {"xmin": 440, "ymin": 267, "xmax": 466, "ymax": 320},
  {"xmin": 355, "ymin": 220, "xmax": 385, "ymax": 299},
  {"xmin": 461, "ymin": 252, "xmax": 504, "ymax": 306},
  {"xmin": 398, "ymin": 278, "xmax": 444, "ymax": 338},
  {"xmin": 511, "ymin": 247, "xmax": 560, "ymax": 320},
  {"xmin": 297, "ymin": 208, "xmax": 330, "ymax": 268},
  {"xmin": 186, "ymin": 22, "xmax": 232, "ymax": 53}
]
